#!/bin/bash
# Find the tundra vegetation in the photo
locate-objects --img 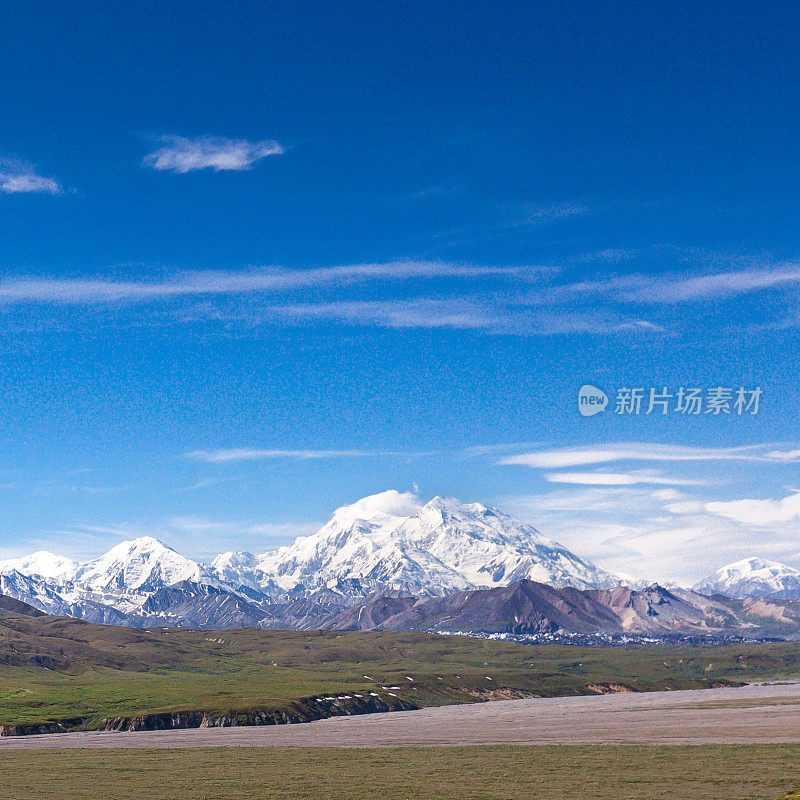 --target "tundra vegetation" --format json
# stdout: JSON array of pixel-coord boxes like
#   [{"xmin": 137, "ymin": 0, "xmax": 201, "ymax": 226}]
[
  {"xmin": 1, "ymin": 745, "xmax": 800, "ymax": 800},
  {"xmin": 2, "ymin": 603, "xmax": 800, "ymax": 732}
]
